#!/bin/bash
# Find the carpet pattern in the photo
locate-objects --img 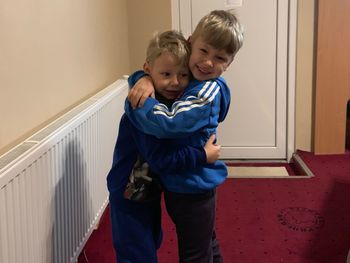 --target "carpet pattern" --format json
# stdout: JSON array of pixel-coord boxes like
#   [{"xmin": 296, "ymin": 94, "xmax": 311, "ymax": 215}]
[{"xmin": 78, "ymin": 150, "xmax": 350, "ymax": 263}]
